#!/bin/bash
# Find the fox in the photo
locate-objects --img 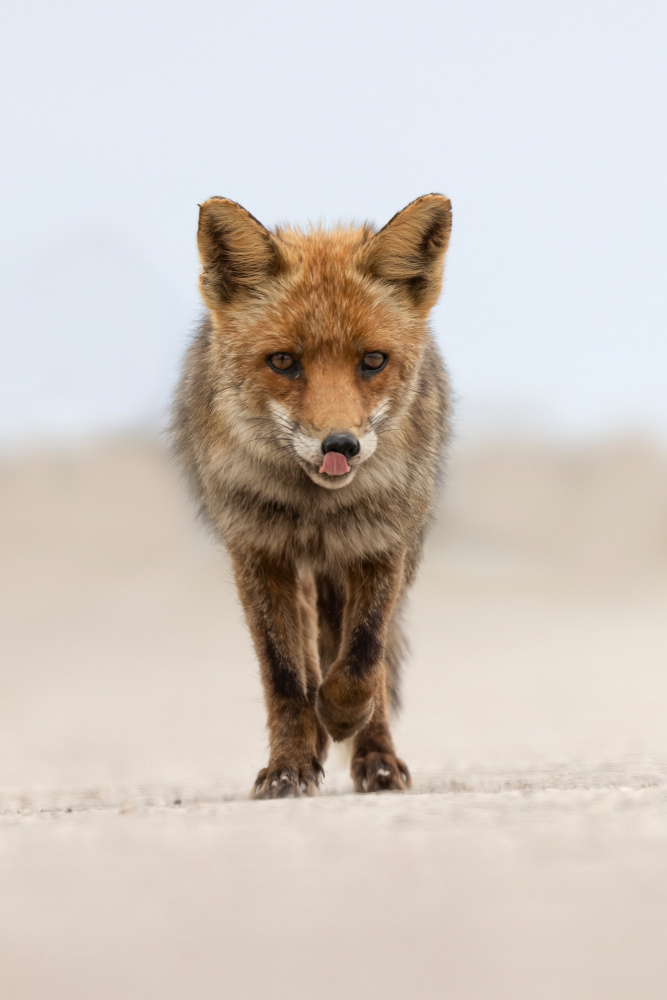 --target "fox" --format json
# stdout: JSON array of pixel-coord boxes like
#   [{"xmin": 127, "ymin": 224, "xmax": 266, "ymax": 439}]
[{"xmin": 172, "ymin": 193, "xmax": 452, "ymax": 797}]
